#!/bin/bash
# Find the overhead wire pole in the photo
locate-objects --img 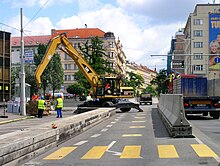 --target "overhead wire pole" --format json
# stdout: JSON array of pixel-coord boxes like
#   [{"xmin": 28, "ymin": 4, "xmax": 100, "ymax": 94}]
[{"xmin": 20, "ymin": 8, "xmax": 26, "ymax": 116}]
